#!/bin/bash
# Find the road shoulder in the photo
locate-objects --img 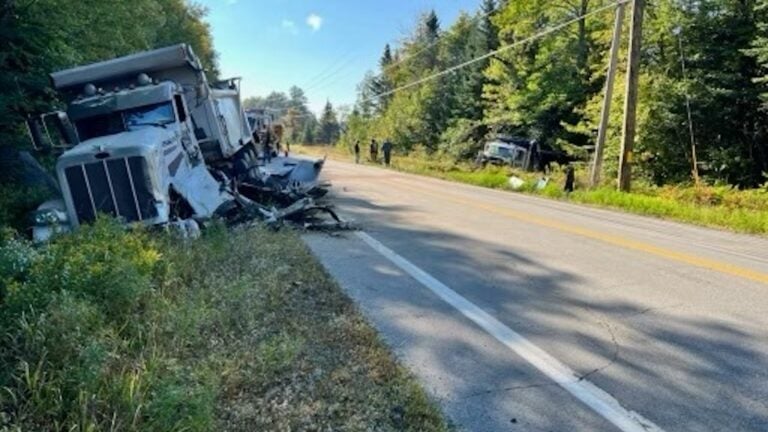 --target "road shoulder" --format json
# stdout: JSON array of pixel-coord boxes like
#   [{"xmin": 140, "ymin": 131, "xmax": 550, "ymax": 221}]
[{"xmin": 304, "ymin": 232, "xmax": 617, "ymax": 431}]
